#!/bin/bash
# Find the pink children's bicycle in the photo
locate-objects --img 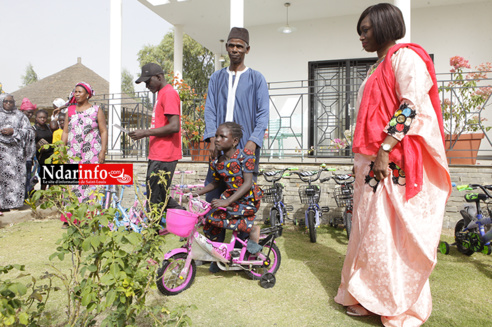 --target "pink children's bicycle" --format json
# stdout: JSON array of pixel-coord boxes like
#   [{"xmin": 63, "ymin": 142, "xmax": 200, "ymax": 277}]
[{"xmin": 156, "ymin": 195, "xmax": 282, "ymax": 295}]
